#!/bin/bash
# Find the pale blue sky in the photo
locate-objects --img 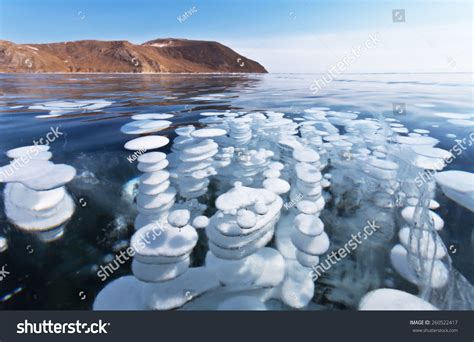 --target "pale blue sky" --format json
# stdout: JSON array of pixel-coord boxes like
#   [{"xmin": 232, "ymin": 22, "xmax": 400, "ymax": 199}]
[{"xmin": 0, "ymin": 0, "xmax": 472, "ymax": 72}]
